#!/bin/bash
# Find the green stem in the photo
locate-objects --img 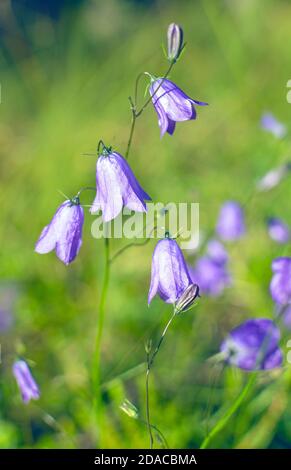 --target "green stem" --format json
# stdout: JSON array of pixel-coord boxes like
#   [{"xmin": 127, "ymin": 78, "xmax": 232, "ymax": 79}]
[
  {"xmin": 145, "ymin": 310, "xmax": 176, "ymax": 448},
  {"xmin": 200, "ymin": 372, "xmax": 256, "ymax": 449},
  {"xmin": 92, "ymin": 236, "xmax": 110, "ymax": 441}
]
